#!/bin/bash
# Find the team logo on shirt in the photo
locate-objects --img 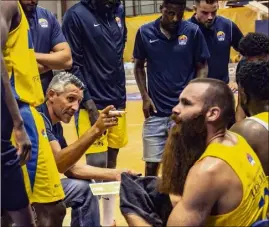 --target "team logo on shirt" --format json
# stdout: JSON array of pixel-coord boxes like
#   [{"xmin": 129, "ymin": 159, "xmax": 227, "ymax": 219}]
[
  {"xmin": 247, "ymin": 153, "xmax": 255, "ymax": 166},
  {"xmin": 41, "ymin": 129, "xmax": 48, "ymax": 138},
  {"xmin": 38, "ymin": 18, "xmax": 48, "ymax": 28},
  {"xmin": 217, "ymin": 31, "xmax": 225, "ymax": 41},
  {"xmin": 178, "ymin": 35, "xmax": 188, "ymax": 45},
  {"xmin": 115, "ymin": 17, "xmax": 122, "ymax": 28}
]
